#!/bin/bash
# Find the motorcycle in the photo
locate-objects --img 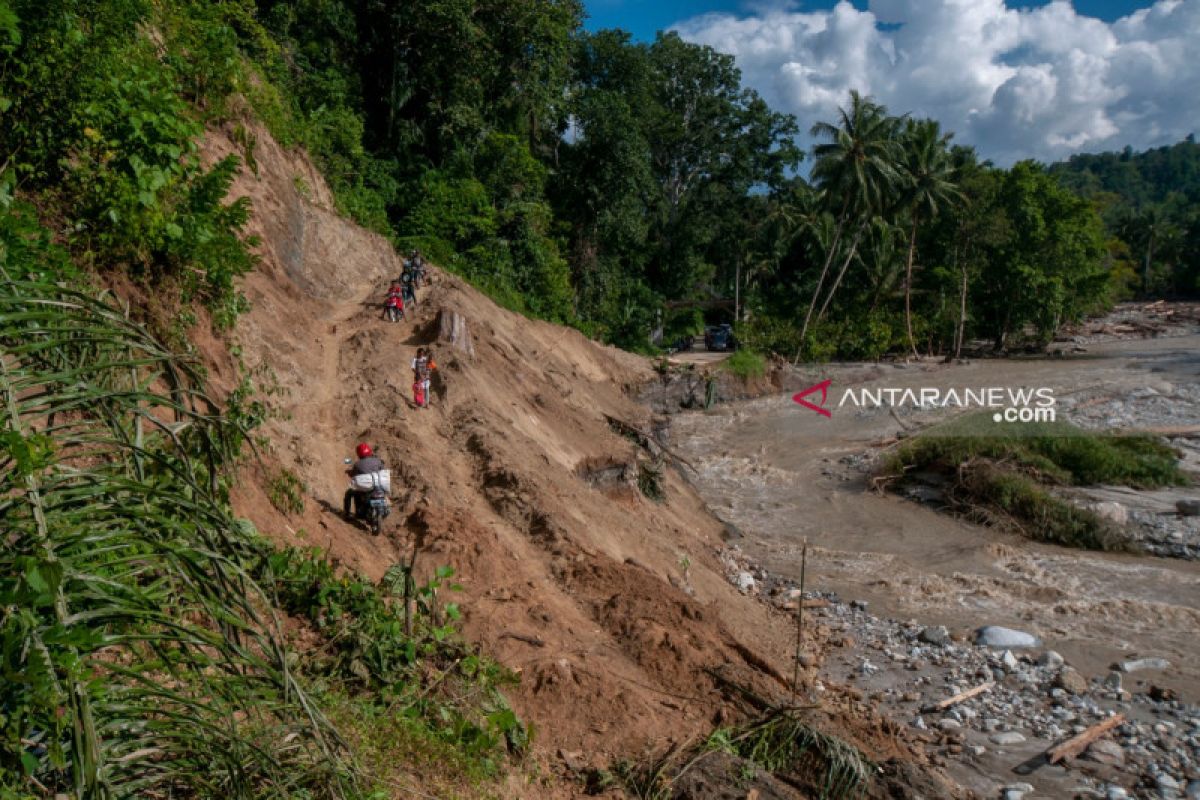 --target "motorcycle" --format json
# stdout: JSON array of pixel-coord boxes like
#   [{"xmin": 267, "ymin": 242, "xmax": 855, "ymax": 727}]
[{"xmin": 344, "ymin": 459, "xmax": 391, "ymax": 535}]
